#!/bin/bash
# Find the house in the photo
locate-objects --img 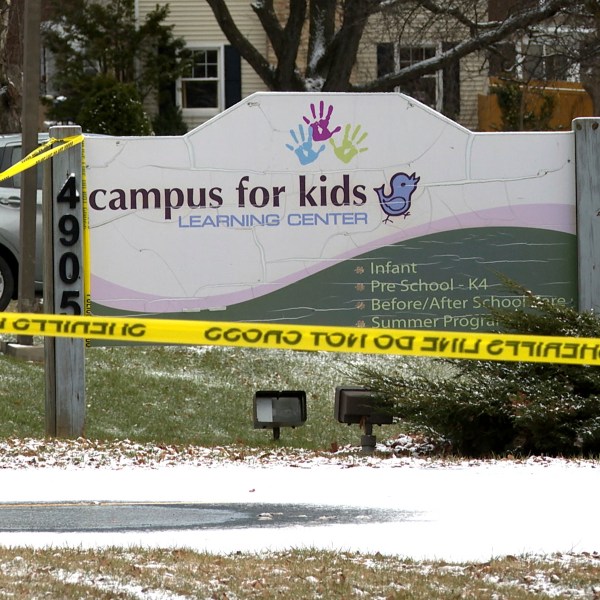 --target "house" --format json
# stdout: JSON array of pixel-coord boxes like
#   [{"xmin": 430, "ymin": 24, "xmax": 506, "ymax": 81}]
[
  {"xmin": 478, "ymin": 0, "xmax": 595, "ymax": 130},
  {"xmin": 352, "ymin": 6, "xmax": 488, "ymax": 130},
  {"xmin": 134, "ymin": 0, "xmax": 488, "ymax": 131},
  {"xmin": 133, "ymin": 1, "xmax": 595, "ymax": 132},
  {"xmin": 2, "ymin": 1, "xmax": 592, "ymax": 135}
]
